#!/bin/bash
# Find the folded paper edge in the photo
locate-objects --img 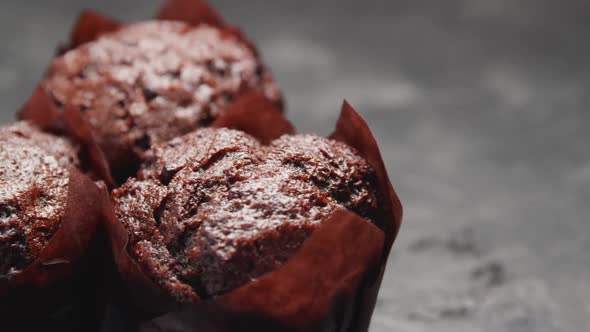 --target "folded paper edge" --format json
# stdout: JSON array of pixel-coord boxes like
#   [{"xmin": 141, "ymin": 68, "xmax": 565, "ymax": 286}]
[
  {"xmin": 155, "ymin": 0, "xmax": 227, "ymax": 28},
  {"xmin": 212, "ymin": 90, "xmax": 295, "ymax": 143},
  {"xmin": 330, "ymin": 100, "xmax": 403, "ymax": 253},
  {"xmin": 59, "ymin": 9, "xmax": 122, "ymax": 54},
  {"xmin": 18, "ymin": 84, "xmax": 115, "ymax": 187},
  {"xmin": 140, "ymin": 209, "xmax": 385, "ymax": 331}
]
